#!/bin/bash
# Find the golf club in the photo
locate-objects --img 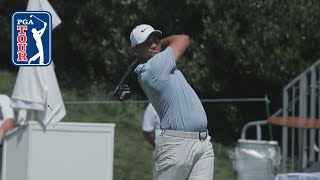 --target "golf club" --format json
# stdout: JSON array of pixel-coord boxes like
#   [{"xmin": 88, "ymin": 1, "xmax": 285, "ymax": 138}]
[
  {"xmin": 113, "ymin": 59, "xmax": 138, "ymax": 101},
  {"xmin": 30, "ymin": 15, "xmax": 46, "ymax": 24}
]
